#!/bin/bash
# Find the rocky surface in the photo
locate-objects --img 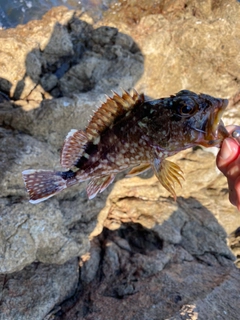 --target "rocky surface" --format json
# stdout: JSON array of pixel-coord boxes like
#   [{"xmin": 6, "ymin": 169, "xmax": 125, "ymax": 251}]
[
  {"xmin": 1, "ymin": 0, "xmax": 240, "ymax": 319},
  {"xmin": 53, "ymin": 225, "xmax": 240, "ymax": 320},
  {"xmin": 0, "ymin": 6, "xmax": 144, "ymax": 276},
  {"xmin": 0, "ymin": 258, "xmax": 79, "ymax": 320}
]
